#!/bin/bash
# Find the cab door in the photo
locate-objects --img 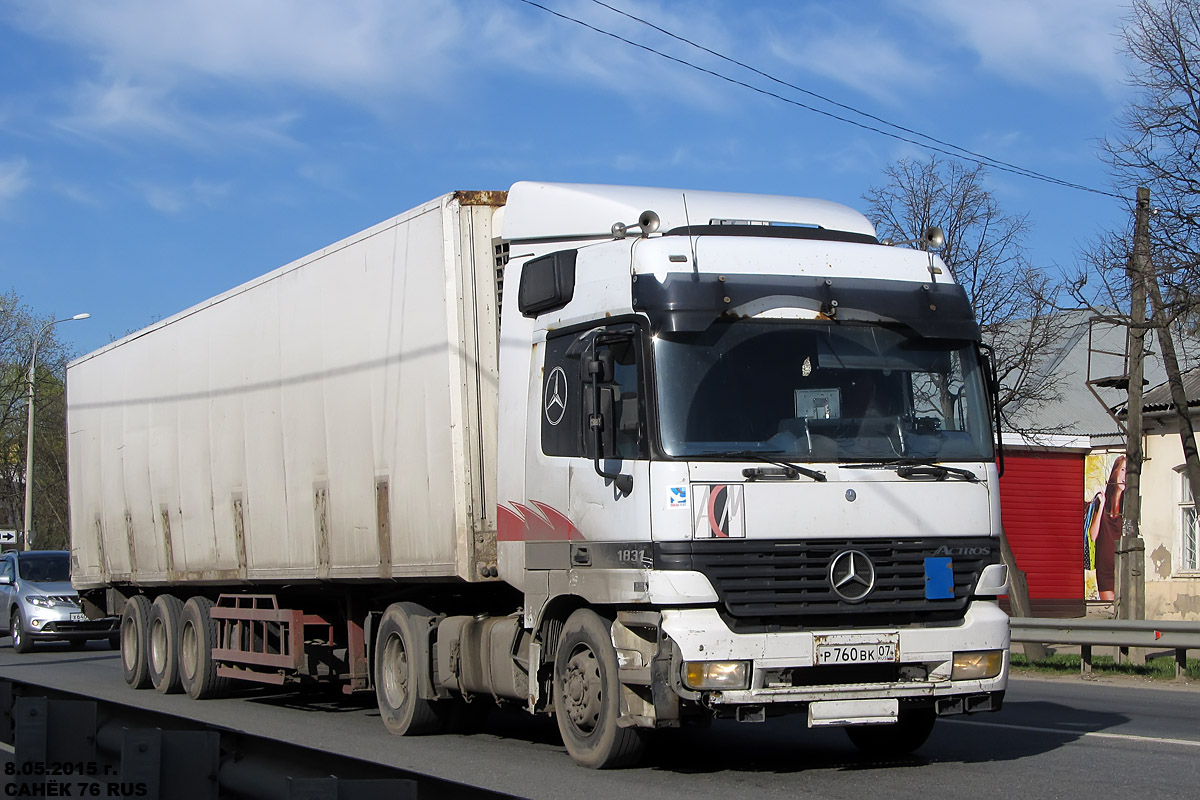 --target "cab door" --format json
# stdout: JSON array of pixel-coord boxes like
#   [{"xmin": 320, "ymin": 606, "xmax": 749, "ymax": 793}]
[{"xmin": 527, "ymin": 323, "xmax": 652, "ymax": 574}]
